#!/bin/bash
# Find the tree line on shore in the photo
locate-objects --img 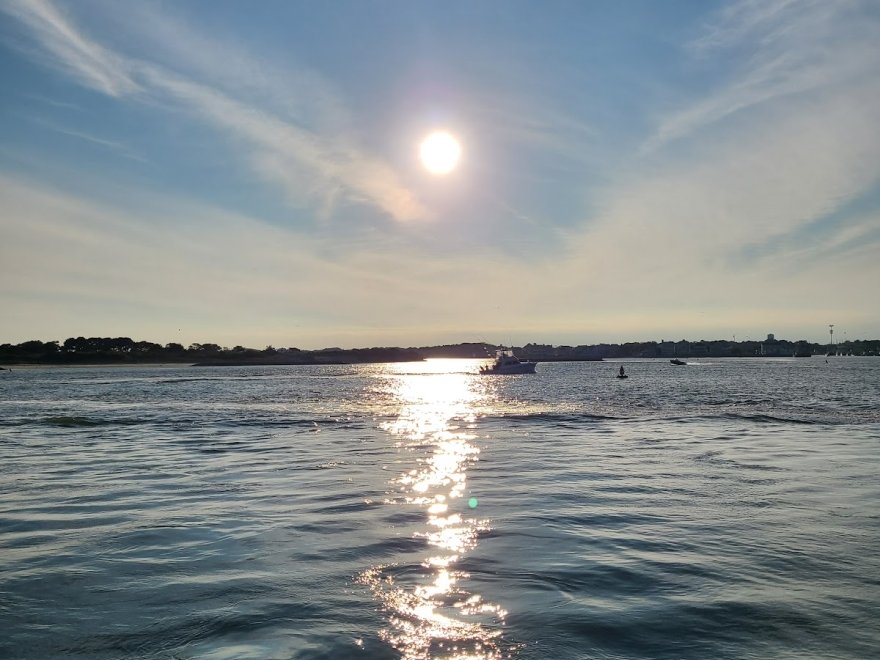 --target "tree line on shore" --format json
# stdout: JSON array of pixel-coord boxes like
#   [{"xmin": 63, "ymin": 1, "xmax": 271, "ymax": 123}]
[
  {"xmin": 0, "ymin": 337, "xmax": 422, "ymax": 365},
  {"xmin": 1, "ymin": 336, "xmax": 878, "ymax": 366}
]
